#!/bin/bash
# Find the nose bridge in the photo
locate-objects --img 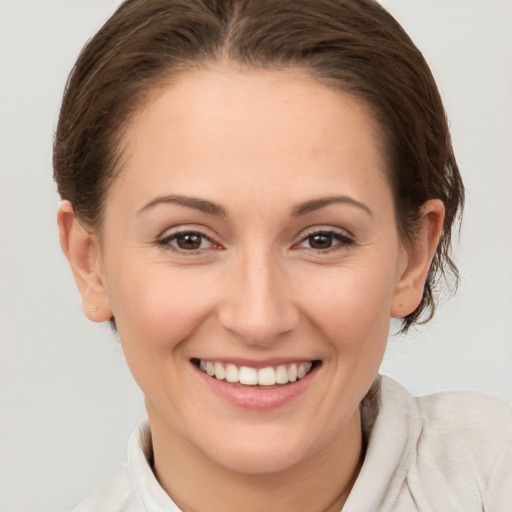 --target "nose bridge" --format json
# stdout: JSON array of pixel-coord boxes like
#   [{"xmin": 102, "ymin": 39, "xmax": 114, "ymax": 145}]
[{"xmin": 218, "ymin": 245, "xmax": 298, "ymax": 345}]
